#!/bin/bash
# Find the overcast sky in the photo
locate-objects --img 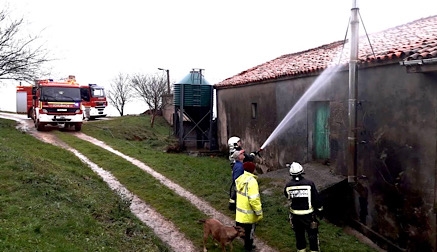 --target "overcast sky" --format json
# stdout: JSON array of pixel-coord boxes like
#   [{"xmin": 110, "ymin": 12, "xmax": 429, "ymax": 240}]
[{"xmin": 1, "ymin": 0, "xmax": 436, "ymax": 115}]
